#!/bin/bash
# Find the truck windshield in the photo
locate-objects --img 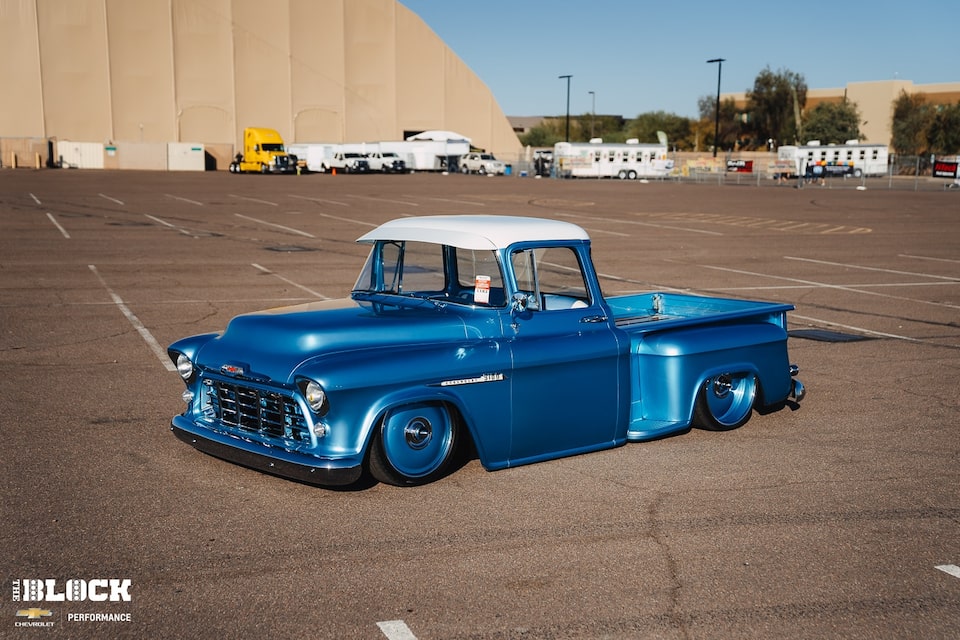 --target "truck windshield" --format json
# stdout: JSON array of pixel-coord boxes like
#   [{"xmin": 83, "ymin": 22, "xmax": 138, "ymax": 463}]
[
  {"xmin": 353, "ymin": 241, "xmax": 505, "ymax": 307},
  {"xmin": 261, "ymin": 143, "xmax": 284, "ymax": 152}
]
